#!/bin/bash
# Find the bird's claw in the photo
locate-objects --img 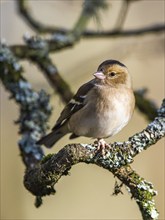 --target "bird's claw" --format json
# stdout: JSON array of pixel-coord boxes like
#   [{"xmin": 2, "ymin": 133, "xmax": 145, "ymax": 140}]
[{"xmin": 94, "ymin": 139, "xmax": 111, "ymax": 156}]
